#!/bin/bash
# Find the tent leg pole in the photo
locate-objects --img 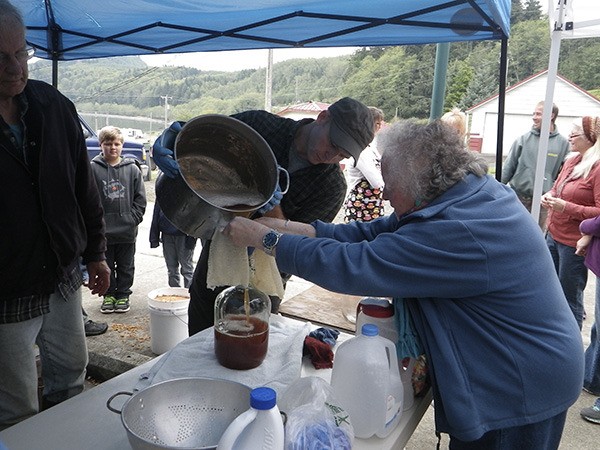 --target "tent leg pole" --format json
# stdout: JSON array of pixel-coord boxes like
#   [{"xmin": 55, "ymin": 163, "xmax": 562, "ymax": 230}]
[
  {"xmin": 495, "ymin": 37, "xmax": 508, "ymax": 182},
  {"xmin": 429, "ymin": 43, "xmax": 450, "ymax": 121},
  {"xmin": 52, "ymin": 59, "xmax": 58, "ymax": 88}
]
